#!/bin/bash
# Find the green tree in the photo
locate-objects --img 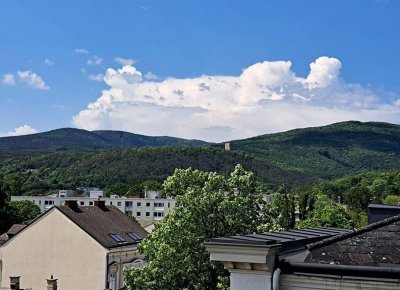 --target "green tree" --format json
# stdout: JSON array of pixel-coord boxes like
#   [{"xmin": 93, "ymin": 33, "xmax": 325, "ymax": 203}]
[
  {"xmin": 2, "ymin": 173, "xmax": 24, "ymax": 198},
  {"xmin": 382, "ymin": 195, "xmax": 400, "ymax": 206},
  {"xmin": 125, "ymin": 165, "xmax": 270, "ymax": 290},
  {"xmin": 7, "ymin": 200, "xmax": 41, "ymax": 225},
  {"xmin": 142, "ymin": 180, "xmax": 162, "ymax": 192},
  {"xmin": 297, "ymin": 194, "xmax": 353, "ymax": 229},
  {"xmin": 105, "ymin": 182, "xmax": 130, "ymax": 196}
]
